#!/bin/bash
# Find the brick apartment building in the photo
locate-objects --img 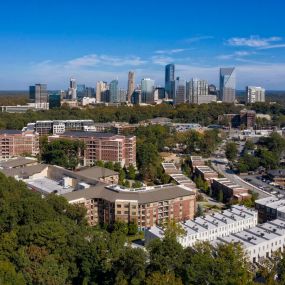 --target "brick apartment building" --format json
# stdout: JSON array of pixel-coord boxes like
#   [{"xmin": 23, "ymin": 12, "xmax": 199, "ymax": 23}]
[
  {"xmin": 194, "ymin": 165, "xmax": 219, "ymax": 184},
  {"xmin": 48, "ymin": 131, "xmax": 136, "ymax": 167},
  {"xmin": 63, "ymin": 184, "xmax": 196, "ymax": 229},
  {"xmin": 0, "ymin": 130, "xmax": 39, "ymax": 159},
  {"xmin": 211, "ymin": 178, "xmax": 251, "ymax": 202}
]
